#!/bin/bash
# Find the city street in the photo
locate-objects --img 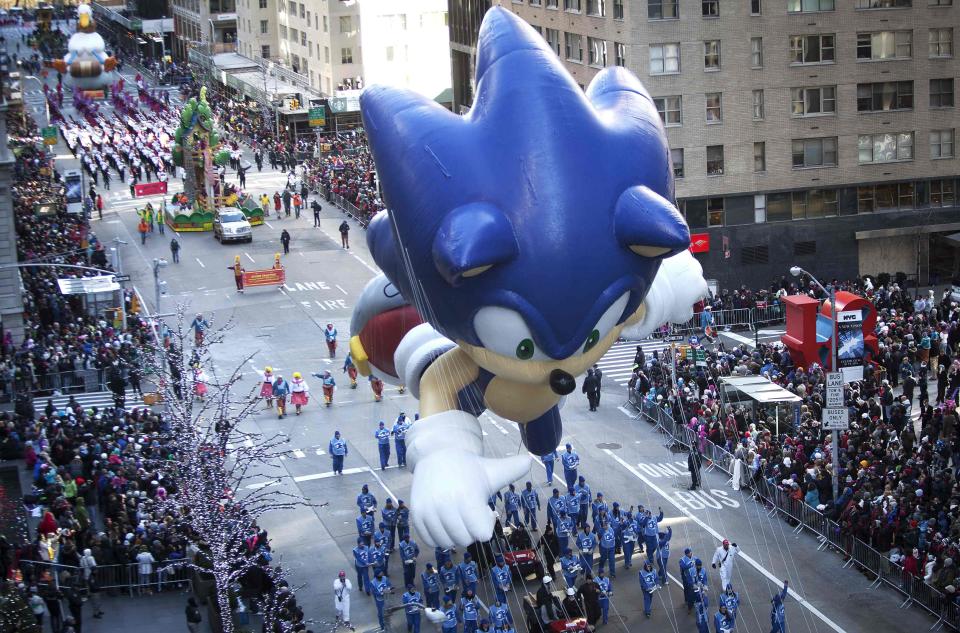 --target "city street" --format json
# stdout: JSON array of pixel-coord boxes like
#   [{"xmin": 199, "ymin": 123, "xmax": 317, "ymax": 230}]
[{"xmin": 8, "ymin": 23, "xmax": 944, "ymax": 633}]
